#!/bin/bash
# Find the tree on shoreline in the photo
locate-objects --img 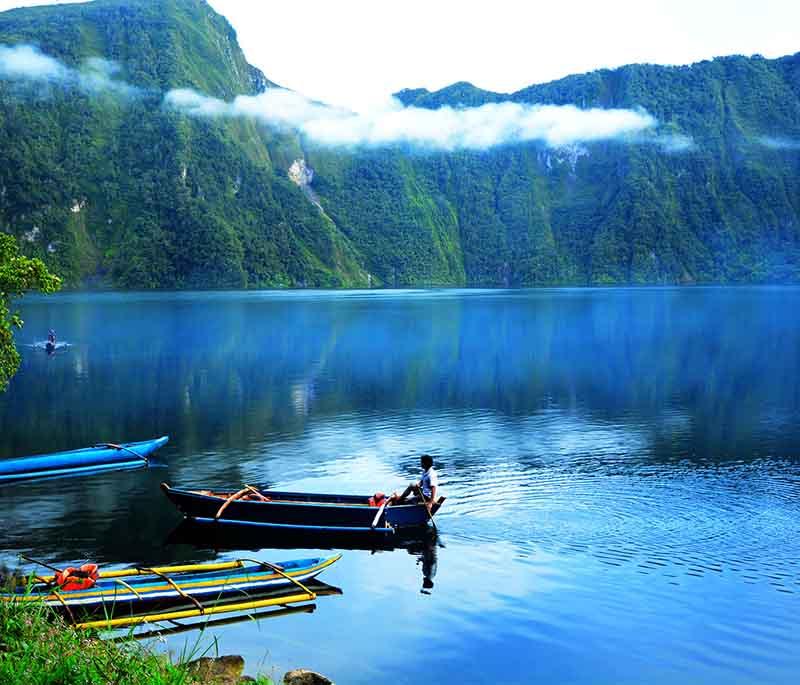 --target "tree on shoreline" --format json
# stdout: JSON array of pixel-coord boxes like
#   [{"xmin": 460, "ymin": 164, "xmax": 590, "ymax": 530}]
[{"xmin": 0, "ymin": 233, "xmax": 61, "ymax": 391}]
